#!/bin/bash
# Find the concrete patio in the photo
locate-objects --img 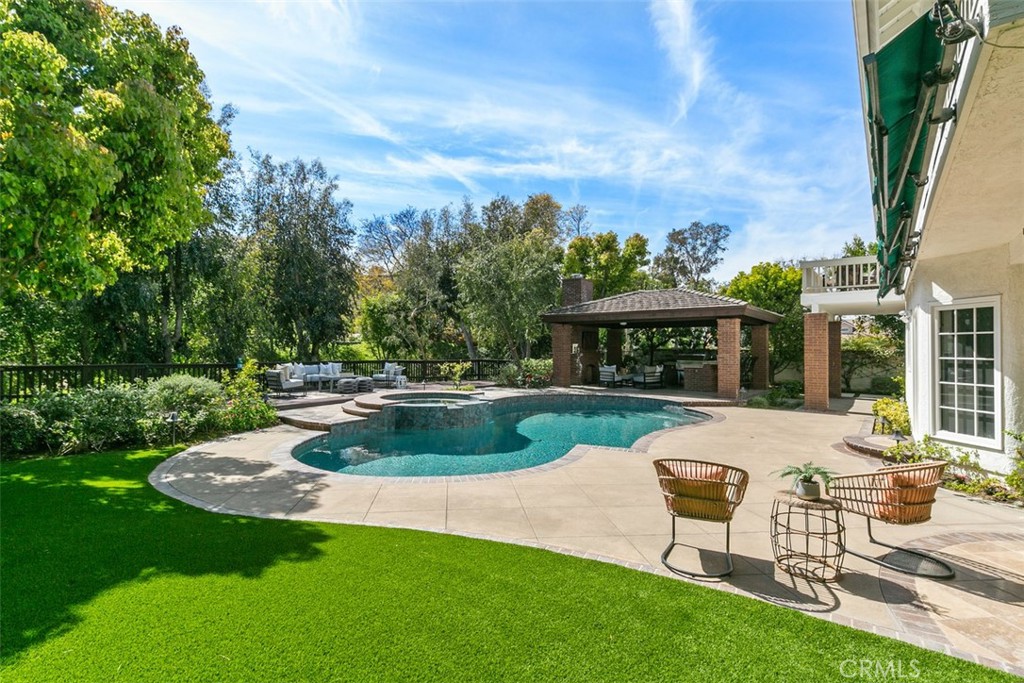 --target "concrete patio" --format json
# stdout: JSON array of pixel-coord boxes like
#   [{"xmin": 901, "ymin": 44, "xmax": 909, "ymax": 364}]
[{"xmin": 150, "ymin": 395, "xmax": 1024, "ymax": 676}]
